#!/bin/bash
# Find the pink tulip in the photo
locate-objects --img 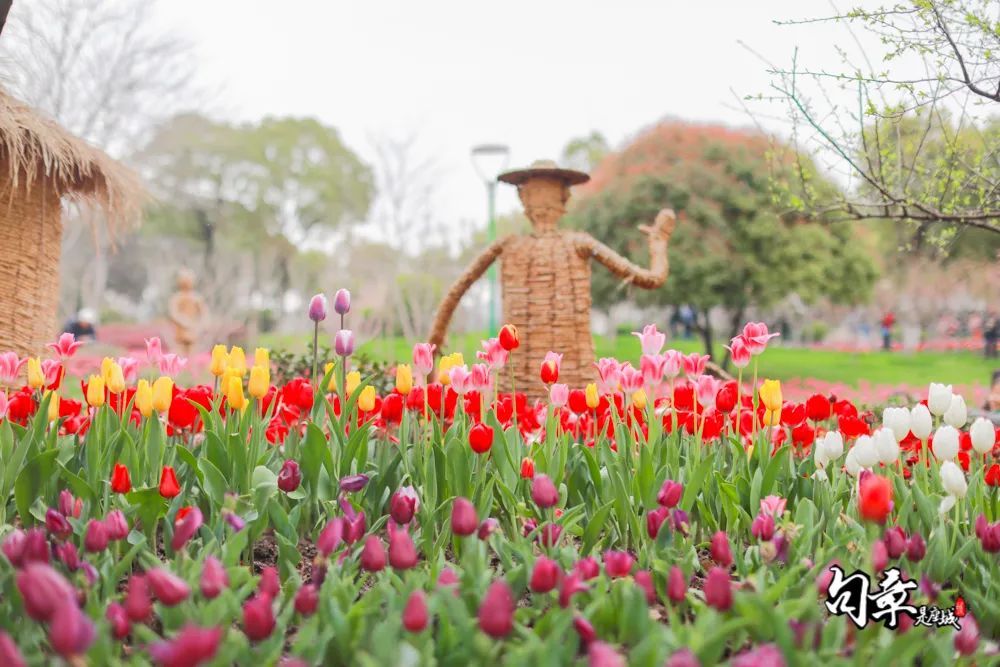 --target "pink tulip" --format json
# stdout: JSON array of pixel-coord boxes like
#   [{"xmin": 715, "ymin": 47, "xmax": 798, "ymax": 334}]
[
  {"xmin": 125, "ymin": 574, "xmax": 153, "ymax": 622},
  {"xmin": 703, "ymin": 567, "xmax": 733, "ymax": 611},
  {"xmin": 0, "ymin": 352, "xmax": 26, "ymax": 386},
  {"xmin": 955, "ymin": 615, "xmax": 980, "ymax": 656},
  {"xmin": 242, "ymin": 594, "xmax": 276, "ymax": 641},
  {"xmin": 105, "ymin": 509, "xmax": 129, "ymax": 541},
  {"xmin": 476, "ymin": 338, "xmax": 507, "ymax": 370},
  {"xmin": 531, "ymin": 474, "xmax": 559, "ymax": 508},
  {"xmin": 147, "ymin": 625, "xmax": 222, "ymax": 667},
  {"xmin": 725, "ymin": 335, "xmax": 752, "ymax": 369},
  {"xmin": 549, "ymin": 383, "xmax": 569, "ymax": 407},
  {"xmin": 595, "ymin": 358, "xmax": 621, "ymax": 394},
  {"xmin": 411, "ymin": 343, "xmax": 435, "ymax": 377},
  {"xmin": 308, "ymin": 294, "xmax": 328, "ymax": 322},
  {"xmin": 332, "ymin": 288, "xmax": 351, "ymax": 315},
  {"xmin": 49, "ymin": 603, "xmax": 95, "ymax": 659},
  {"xmin": 47, "ymin": 333, "xmax": 83, "ymax": 359},
  {"xmin": 46, "ymin": 508, "xmax": 72, "ymax": 539},
  {"xmin": 402, "ymin": 591, "xmax": 429, "ymax": 632},
  {"xmin": 171, "ymin": 507, "xmax": 203, "ymax": 551},
  {"xmin": 41, "ymin": 359, "xmax": 63, "ymax": 387},
  {"xmin": 759, "ymin": 495, "xmax": 786, "ymax": 518},
  {"xmin": 742, "ymin": 322, "xmax": 780, "ymax": 355},
  {"xmin": 633, "ymin": 324, "xmax": 666, "ymax": 356},
  {"xmin": 478, "ymin": 581, "xmax": 515, "ymax": 638},
  {"xmin": 872, "ymin": 540, "xmax": 888, "ymax": 572},
  {"xmin": 106, "ymin": 602, "xmax": 130, "ymax": 639},
  {"xmin": 200, "ymin": 556, "xmax": 228, "ymax": 599},
  {"xmin": 634, "ymin": 570, "xmax": 657, "ymax": 604},
  {"xmin": 695, "ymin": 375, "xmax": 719, "ymax": 409},
  {"xmin": 663, "ymin": 350, "xmax": 683, "ymax": 378},
  {"xmin": 574, "ymin": 557, "xmax": 600, "ymax": 580},
  {"xmin": 665, "ymin": 649, "xmax": 699, "ymax": 667},
  {"xmin": 59, "ymin": 490, "xmax": 81, "ymax": 518},
  {"xmin": 157, "ymin": 353, "xmax": 187, "ymax": 378},
  {"xmin": 470, "ymin": 363, "xmax": 492, "ymax": 391},
  {"xmin": 147, "ymin": 568, "xmax": 191, "ymax": 606},
  {"xmin": 334, "ymin": 330, "xmax": 355, "ymax": 357},
  {"xmin": 316, "ymin": 518, "xmax": 344, "ymax": 557},
  {"xmin": 640, "ymin": 354, "xmax": 667, "ymax": 388},
  {"xmin": 573, "ymin": 615, "xmax": 596, "ymax": 646},
  {"xmin": 145, "ymin": 337, "xmax": 163, "ymax": 365},
  {"xmin": 16, "ymin": 562, "xmax": 77, "ymax": 621},
  {"xmin": 56, "ymin": 542, "xmax": 79, "ymax": 571},
  {"xmin": 118, "ymin": 357, "xmax": 139, "ymax": 384},
  {"xmin": 0, "ymin": 632, "xmax": 24, "ymax": 667},
  {"xmin": 529, "ymin": 556, "xmax": 561, "ymax": 593},
  {"xmin": 0, "ymin": 392, "xmax": 8, "ymax": 420},
  {"xmin": 451, "ymin": 497, "xmax": 479, "ymax": 536},
  {"xmin": 751, "ymin": 512, "xmax": 775, "ymax": 541},
  {"xmin": 682, "ymin": 353, "xmax": 710, "ymax": 377},
  {"xmin": 619, "ymin": 363, "xmax": 643, "ymax": 394},
  {"xmin": 448, "ymin": 365, "xmax": 472, "ymax": 394}
]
